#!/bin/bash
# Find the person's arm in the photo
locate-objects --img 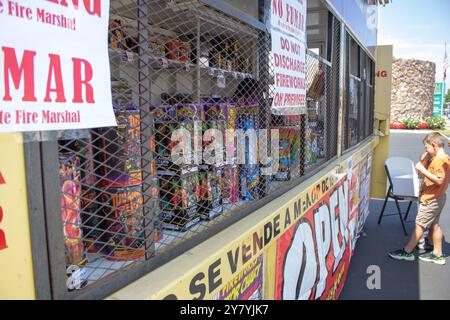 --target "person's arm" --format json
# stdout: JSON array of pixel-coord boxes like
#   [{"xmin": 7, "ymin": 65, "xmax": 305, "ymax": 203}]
[
  {"xmin": 415, "ymin": 161, "xmax": 446, "ymax": 186},
  {"xmin": 420, "ymin": 152, "xmax": 431, "ymax": 164},
  {"xmin": 417, "ymin": 152, "xmax": 431, "ymax": 179}
]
